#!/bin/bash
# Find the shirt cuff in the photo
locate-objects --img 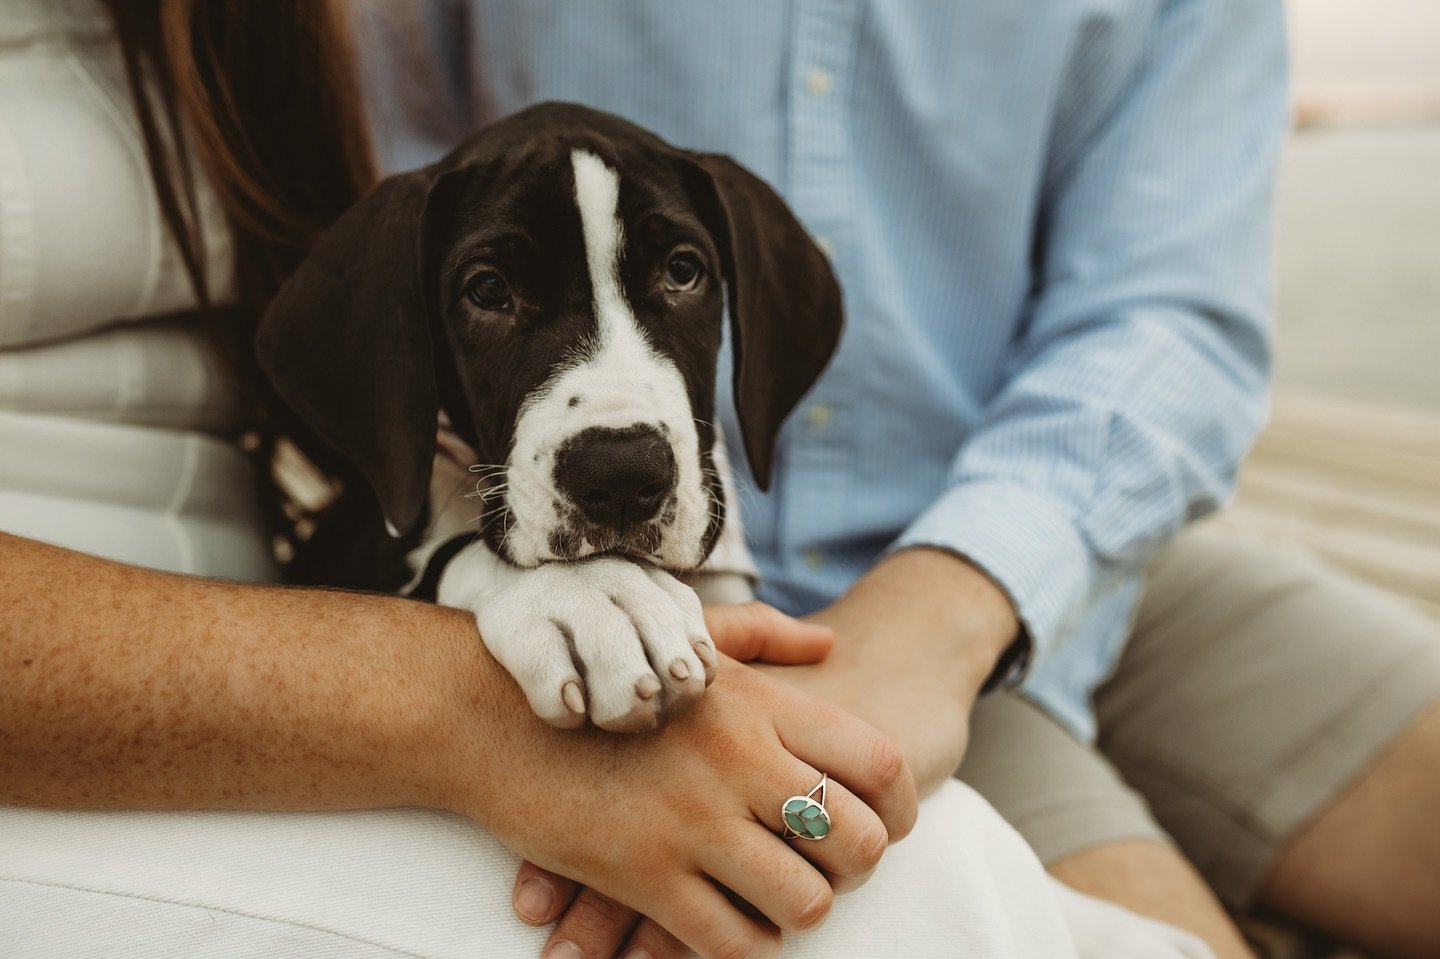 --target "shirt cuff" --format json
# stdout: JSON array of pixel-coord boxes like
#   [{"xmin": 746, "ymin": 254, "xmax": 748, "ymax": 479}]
[{"xmin": 887, "ymin": 480, "xmax": 1093, "ymax": 669}]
